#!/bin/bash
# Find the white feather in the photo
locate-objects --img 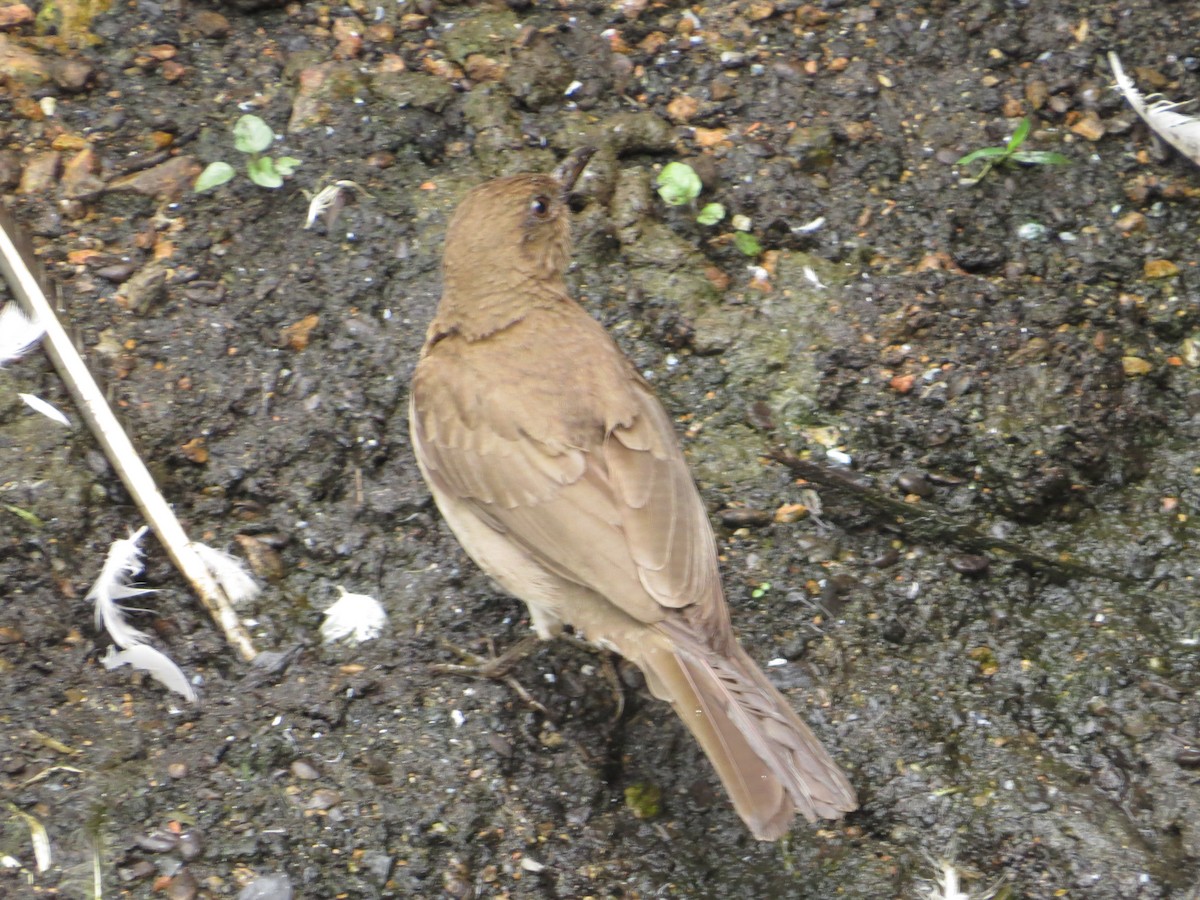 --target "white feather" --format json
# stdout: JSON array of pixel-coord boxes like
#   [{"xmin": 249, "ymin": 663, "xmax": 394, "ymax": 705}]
[
  {"xmin": 926, "ymin": 859, "xmax": 969, "ymax": 900},
  {"xmin": 89, "ymin": 527, "xmax": 199, "ymax": 702},
  {"xmin": 1109, "ymin": 52, "xmax": 1200, "ymax": 166},
  {"xmin": 305, "ymin": 179, "xmax": 368, "ymax": 229},
  {"xmin": 0, "ymin": 302, "xmax": 45, "ymax": 366},
  {"xmin": 321, "ymin": 587, "xmax": 387, "ymax": 643},
  {"xmin": 8, "ymin": 807, "xmax": 51, "ymax": 873},
  {"xmin": 101, "ymin": 644, "xmax": 198, "ymax": 703},
  {"xmin": 18, "ymin": 393, "xmax": 71, "ymax": 427},
  {"xmin": 191, "ymin": 542, "xmax": 261, "ymax": 605},
  {"xmin": 88, "ymin": 526, "xmax": 155, "ymax": 649}
]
